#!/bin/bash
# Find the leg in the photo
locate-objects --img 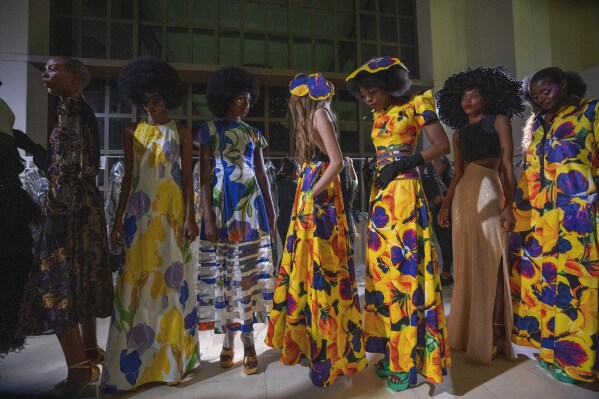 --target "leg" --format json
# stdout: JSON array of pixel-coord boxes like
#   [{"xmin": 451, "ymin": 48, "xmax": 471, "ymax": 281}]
[
  {"xmin": 80, "ymin": 318, "xmax": 105, "ymax": 364},
  {"xmin": 241, "ymin": 331, "xmax": 258, "ymax": 375},
  {"xmin": 56, "ymin": 325, "xmax": 98, "ymax": 396},
  {"xmin": 220, "ymin": 329, "xmax": 236, "ymax": 368}
]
